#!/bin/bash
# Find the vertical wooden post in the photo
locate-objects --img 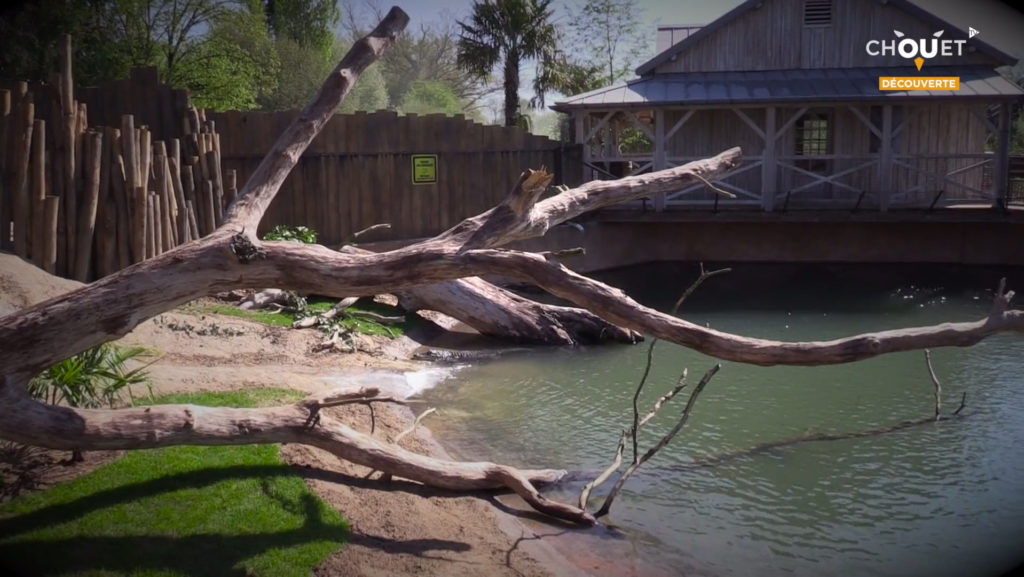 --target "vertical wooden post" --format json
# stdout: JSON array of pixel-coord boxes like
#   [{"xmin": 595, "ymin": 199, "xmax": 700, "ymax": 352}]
[
  {"xmin": 132, "ymin": 185, "xmax": 146, "ymax": 263},
  {"xmin": 12, "ymin": 97, "xmax": 33, "ymax": 259},
  {"xmin": 575, "ymin": 112, "xmax": 590, "ymax": 183},
  {"xmin": 206, "ymin": 149, "xmax": 223, "ymax": 223},
  {"xmin": 30, "ymin": 119, "xmax": 46, "ymax": 267},
  {"xmin": 75, "ymin": 131, "xmax": 102, "ymax": 281},
  {"xmin": 169, "ymin": 159, "xmax": 188, "ymax": 244},
  {"xmin": 139, "ymin": 128, "xmax": 151, "ymax": 193},
  {"xmin": 110, "ymin": 135, "xmax": 132, "ymax": 270},
  {"xmin": 993, "ymin": 102, "xmax": 1011, "ymax": 209},
  {"xmin": 121, "ymin": 116, "xmax": 137, "ymax": 222},
  {"xmin": 653, "ymin": 109, "xmax": 666, "ymax": 212},
  {"xmin": 145, "ymin": 195, "xmax": 155, "ymax": 258},
  {"xmin": 42, "ymin": 196, "xmax": 59, "ymax": 274},
  {"xmin": 95, "ymin": 126, "xmax": 115, "ymax": 277},
  {"xmin": 186, "ymin": 200, "xmax": 200, "ymax": 241},
  {"xmin": 878, "ymin": 104, "xmax": 893, "ymax": 212},
  {"xmin": 183, "ymin": 164, "xmax": 198, "ymax": 235},
  {"xmin": 153, "ymin": 193, "xmax": 163, "ymax": 255},
  {"xmin": 762, "ymin": 106, "xmax": 777, "ymax": 212},
  {"xmin": 61, "ymin": 35, "xmax": 78, "ymax": 270},
  {"xmin": 0, "ymin": 89, "xmax": 10, "ymax": 250},
  {"xmin": 203, "ymin": 180, "xmax": 216, "ymax": 234}
]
